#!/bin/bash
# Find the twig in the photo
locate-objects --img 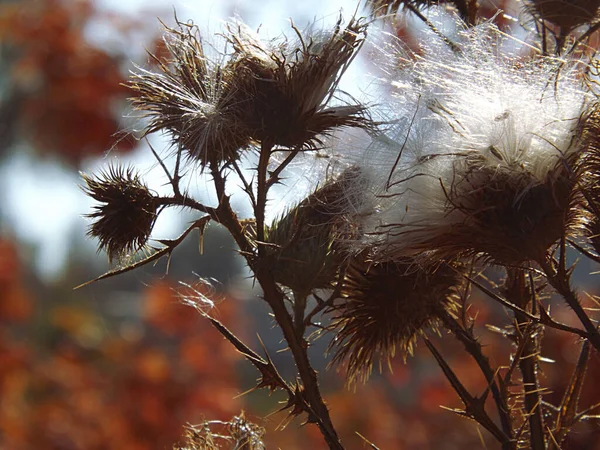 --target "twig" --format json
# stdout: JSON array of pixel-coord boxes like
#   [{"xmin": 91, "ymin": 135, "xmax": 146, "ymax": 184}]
[
  {"xmin": 464, "ymin": 273, "xmax": 591, "ymax": 340},
  {"xmin": 537, "ymin": 249, "xmax": 600, "ymax": 352},
  {"xmin": 439, "ymin": 310, "xmax": 514, "ymax": 446},
  {"xmin": 75, "ymin": 216, "xmax": 210, "ymax": 289},
  {"xmin": 424, "ymin": 338, "xmax": 511, "ymax": 446},
  {"xmin": 210, "ymin": 161, "xmax": 344, "ymax": 449}
]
